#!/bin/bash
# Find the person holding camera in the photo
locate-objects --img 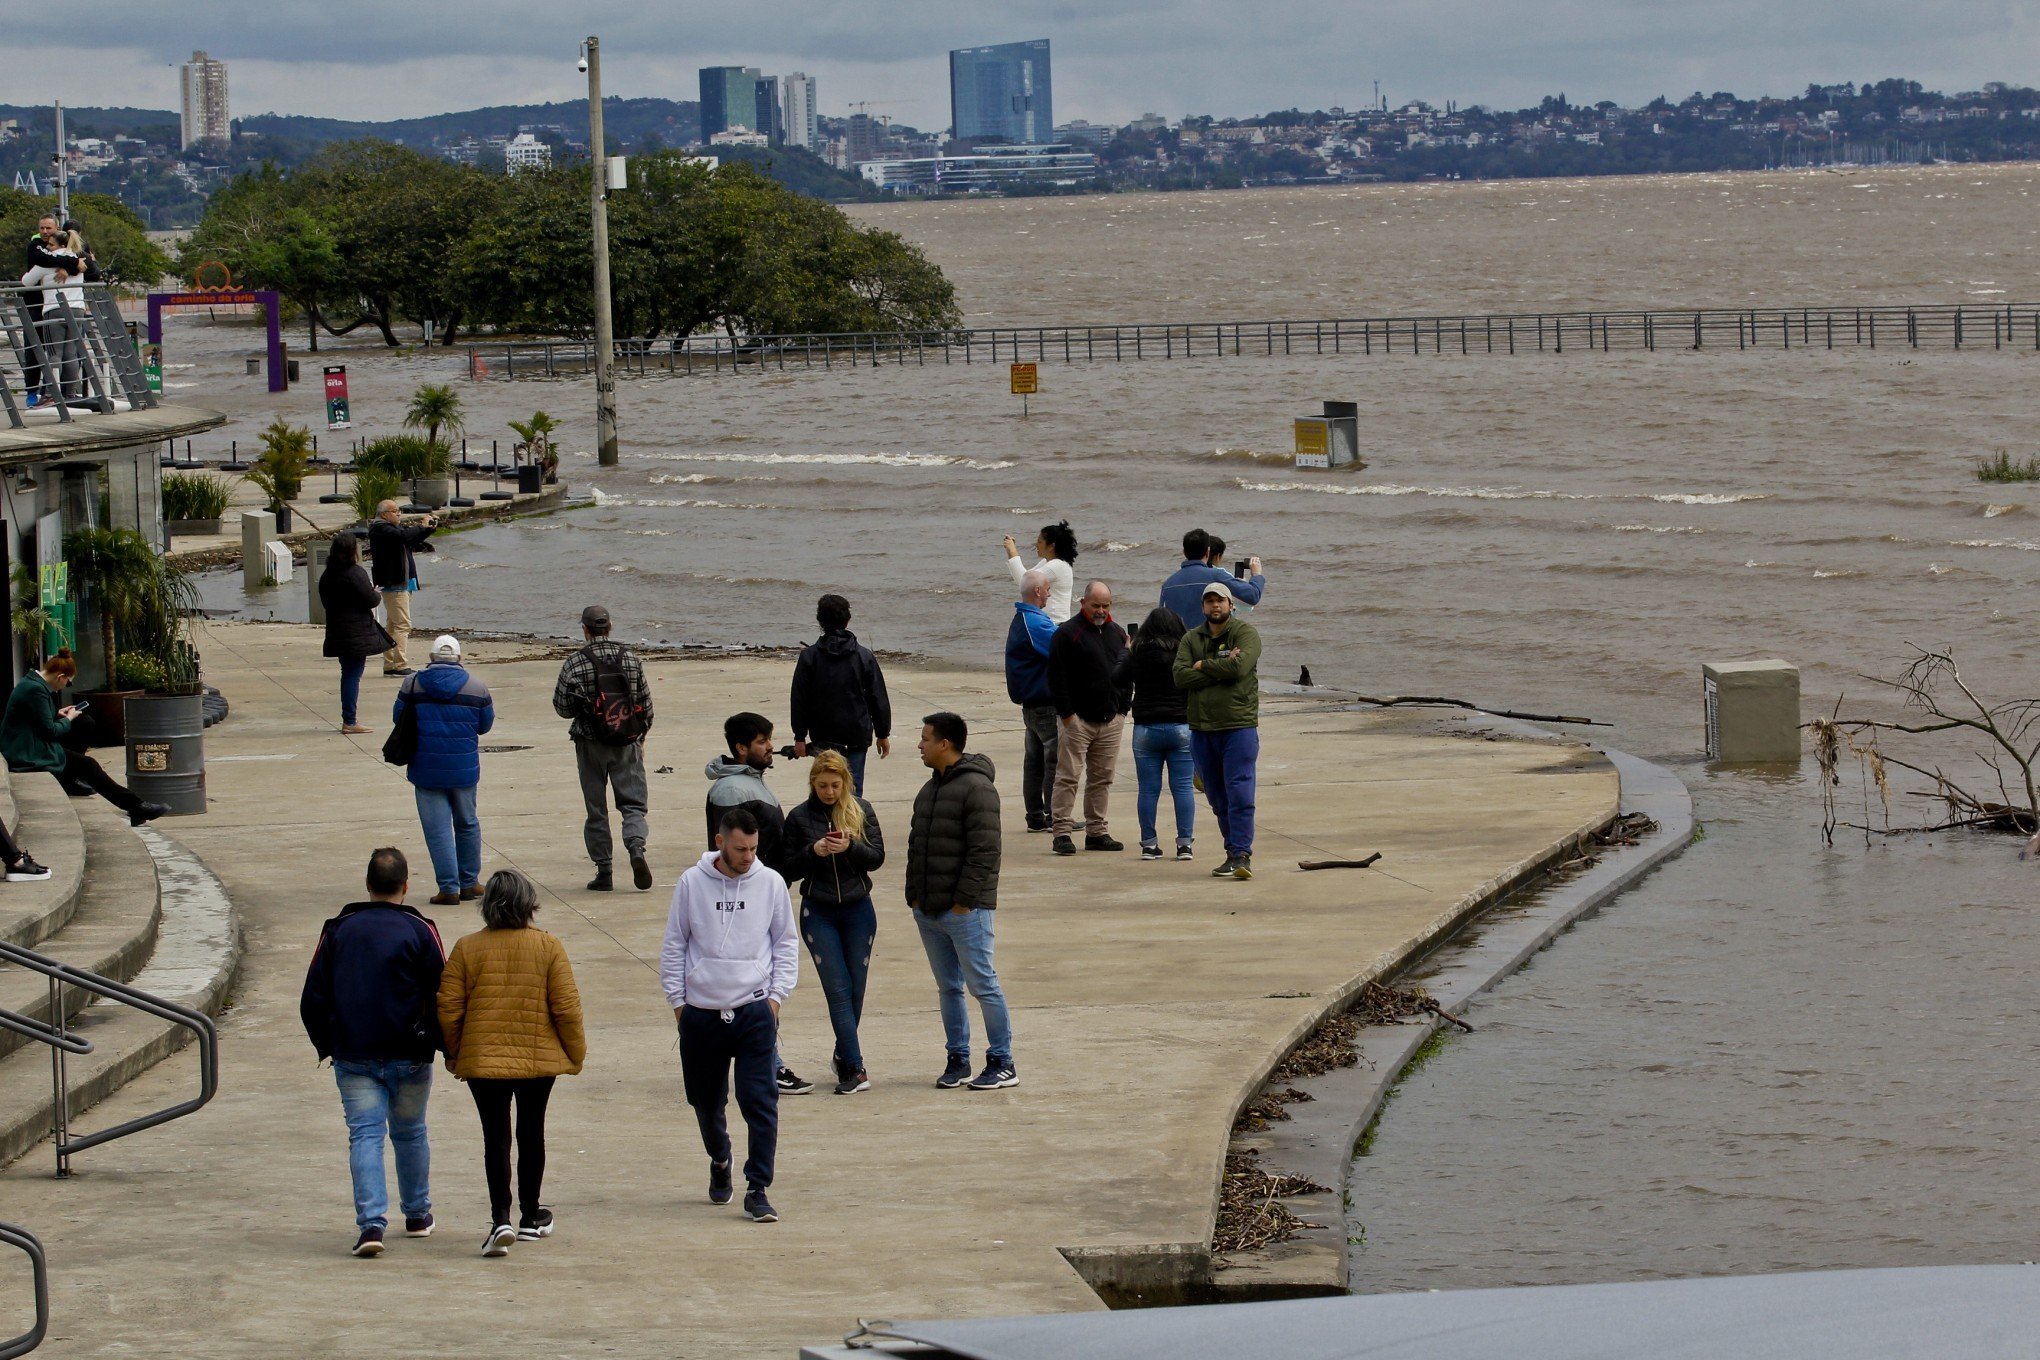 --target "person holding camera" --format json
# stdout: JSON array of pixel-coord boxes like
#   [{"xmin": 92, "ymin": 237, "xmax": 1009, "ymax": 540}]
[
  {"xmin": 1159, "ymin": 528, "xmax": 1265, "ymax": 631},
  {"xmin": 369, "ymin": 500, "xmax": 438, "ymax": 676}
]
